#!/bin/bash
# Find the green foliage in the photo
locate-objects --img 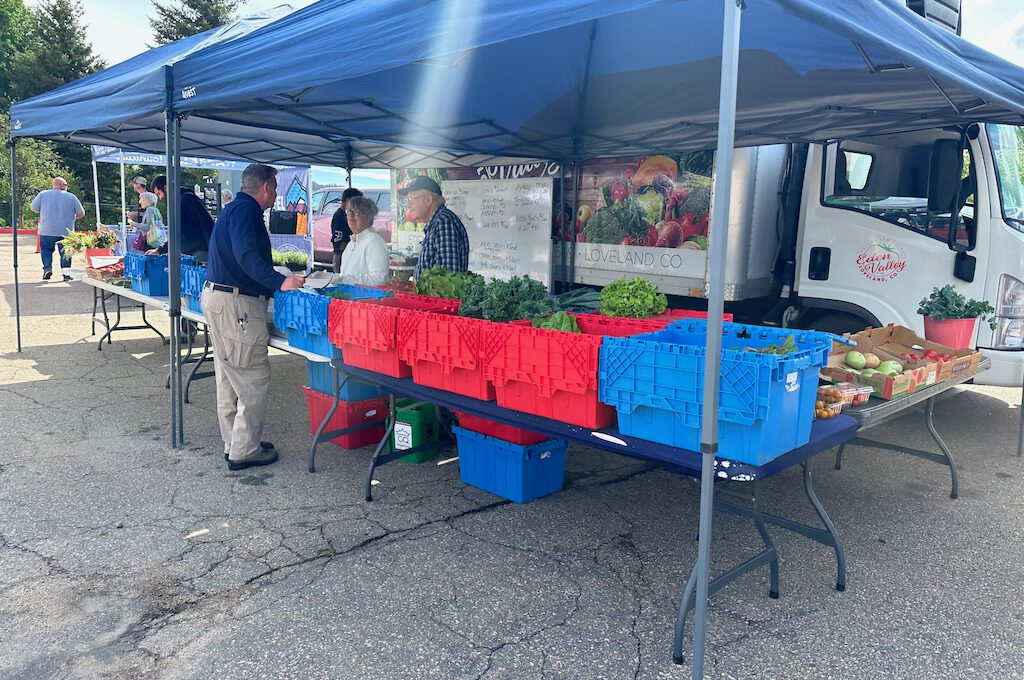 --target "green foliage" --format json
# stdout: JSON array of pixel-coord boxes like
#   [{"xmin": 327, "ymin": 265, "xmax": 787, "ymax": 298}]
[
  {"xmin": 0, "ymin": 0, "xmax": 30, "ymax": 109},
  {"xmin": 532, "ymin": 311, "xmax": 581, "ymax": 333},
  {"xmin": 151, "ymin": 0, "xmax": 239, "ymax": 45},
  {"xmin": 271, "ymin": 249, "xmax": 309, "ymax": 271},
  {"xmin": 58, "ymin": 227, "xmax": 117, "ymax": 254},
  {"xmin": 460, "ymin": 275, "xmax": 553, "ymax": 323},
  {"xmin": 599, "ymin": 277, "xmax": 668, "ymax": 318},
  {"xmin": 8, "ymin": 0, "xmax": 104, "ymax": 102},
  {"xmin": 551, "ymin": 287, "xmax": 601, "ymax": 313},
  {"xmin": 413, "ymin": 265, "xmax": 485, "ymax": 300},
  {"xmin": 918, "ymin": 285, "xmax": 996, "ymax": 329}
]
